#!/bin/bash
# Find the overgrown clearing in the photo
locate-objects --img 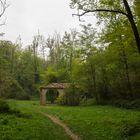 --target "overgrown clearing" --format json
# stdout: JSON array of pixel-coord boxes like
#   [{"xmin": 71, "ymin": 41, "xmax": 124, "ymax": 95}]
[
  {"xmin": 0, "ymin": 100, "xmax": 140, "ymax": 140},
  {"xmin": 0, "ymin": 100, "xmax": 71, "ymax": 140},
  {"xmin": 0, "ymin": 1, "xmax": 140, "ymax": 140}
]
